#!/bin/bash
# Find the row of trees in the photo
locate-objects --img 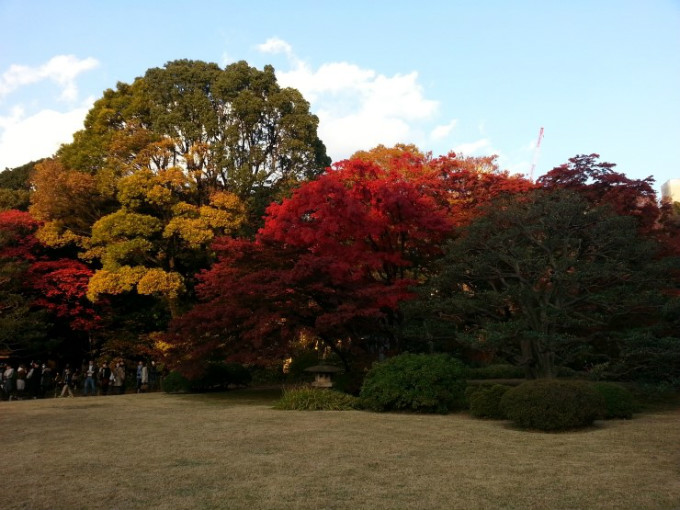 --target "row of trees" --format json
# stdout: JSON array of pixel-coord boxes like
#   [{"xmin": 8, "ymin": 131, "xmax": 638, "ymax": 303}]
[{"xmin": 1, "ymin": 59, "xmax": 678, "ymax": 383}]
